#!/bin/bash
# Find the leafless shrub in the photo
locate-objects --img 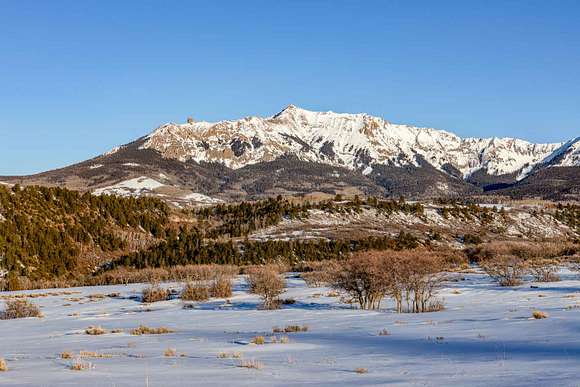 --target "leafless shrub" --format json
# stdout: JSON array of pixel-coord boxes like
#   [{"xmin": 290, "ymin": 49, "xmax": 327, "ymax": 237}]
[
  {"xmin": 210, "ymin": 275, "xmax": 233, "ymax": 298},
  {"xmin": 0, "ymin": 299, "xmax": 43, "ymax": 319},
  {"xmin": 85, "ymin": 326, "xmax": 107, "ymax": 335},
  {"xmin": 180, "ymin": 282, "xmax": 210, "ymax": 302},
  {"xmin": 390, "ymin": 252, "xmax": 446, "ymax": 313},
  {"xmin": 170, "ymin": 264, "xmax": 239, "ymax": 282},
  {"xmin": 331, "ymin": 252, "xmax": 390, "ymax": 310},
  {"xmin": 85, "ymin": 265, "xmax": 238, "ymax": 288},
  {"xmin": 247, "ymin": 267, "xmax": 285, "ymax": 309},
  {"xmin": 130, "ymin": 325, "xmax": 174, "ymax": 335},
  {"xmin": 470, "ymin": 241, "xmax": 573, "ymax": 263},
  {"xmin": 141, "ymin": 286, "xmax": 169, "ymax": 303},
  {"xmin": 528, "ymin": 258, "xmax": 560, "ymax": 282},
  {"xmin": 300, "ymin": 271, "xmax": 329, "ymax": 287},
  {"xmin": 331, "ymin": 250, "xmax": 446, "ymax": 313},
  {"xmin": 480, "ymin": 255, "xmax": 527, "ymax": 286}
]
